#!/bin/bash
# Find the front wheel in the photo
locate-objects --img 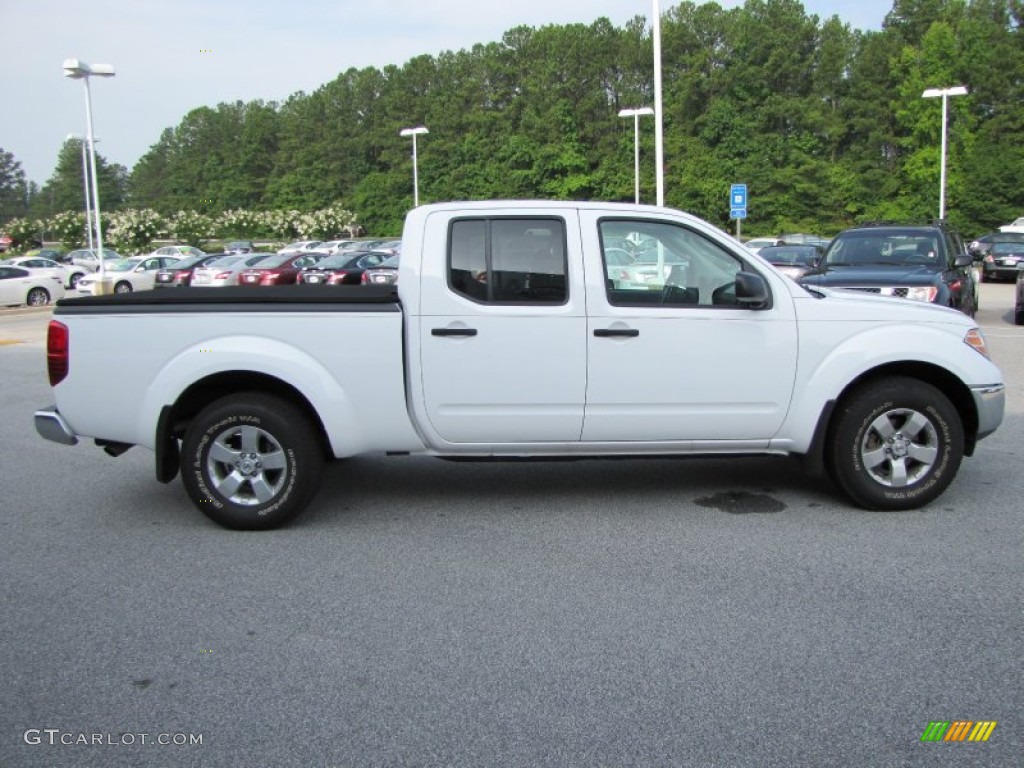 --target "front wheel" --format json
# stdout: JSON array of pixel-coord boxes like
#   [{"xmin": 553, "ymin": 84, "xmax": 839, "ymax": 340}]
[
  {"xmin": 26, "ymin": 287, "xmax": 50, "ymax": 306},
  {"xmin": 114, "ymin": 281, "xmax": 133, "ymax": 294},
  {"xmin": 826, "ymin": 377, "xmax": 963, "ymax": 510},
  {"xmin": 180, "ymin": 393, "xmax": 325, "ymax": 530}
]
